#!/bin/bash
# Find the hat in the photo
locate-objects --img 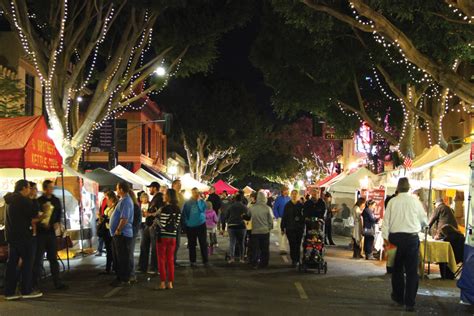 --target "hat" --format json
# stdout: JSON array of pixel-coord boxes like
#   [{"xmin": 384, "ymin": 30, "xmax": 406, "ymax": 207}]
[{"xmin": 147, "ymin": 181, "xmax": 160, "ymax": 189}]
